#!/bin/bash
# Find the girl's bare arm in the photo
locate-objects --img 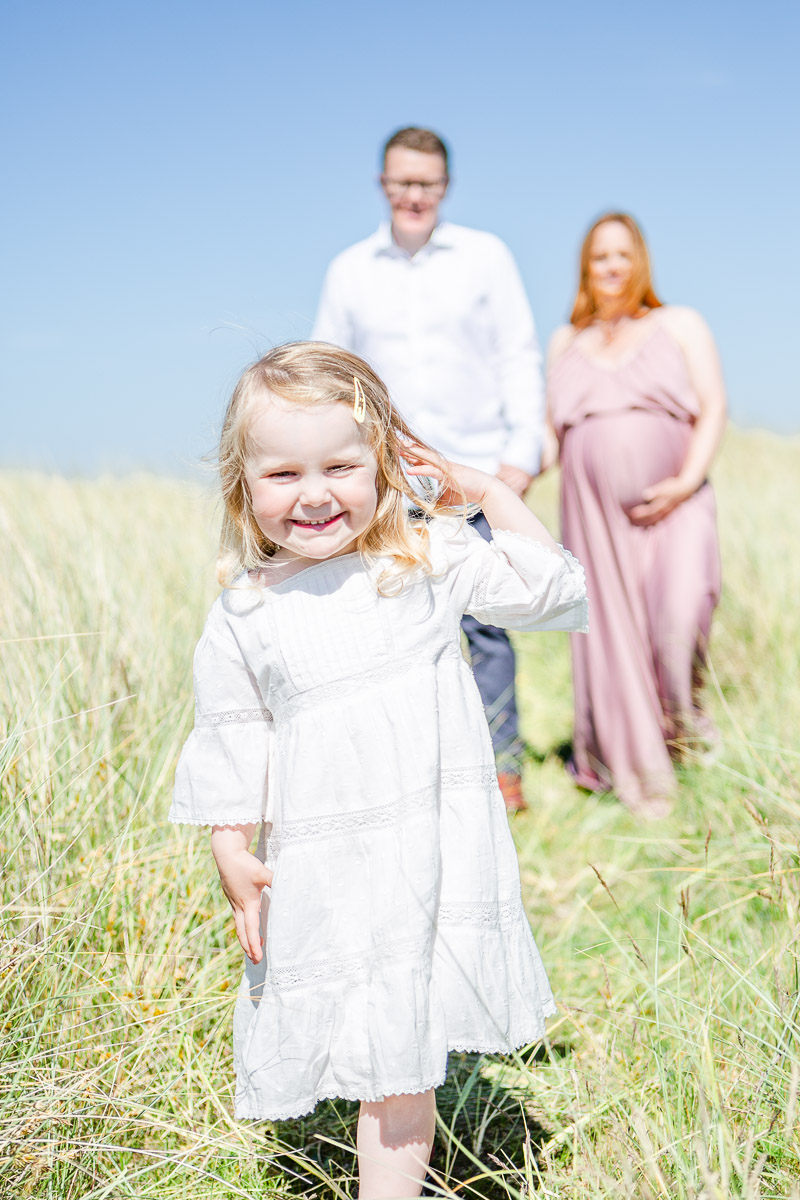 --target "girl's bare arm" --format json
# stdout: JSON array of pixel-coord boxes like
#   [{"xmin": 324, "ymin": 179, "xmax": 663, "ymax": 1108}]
[{"xmin": 211, "ymin": 824, "xmax": 273, "ymax": 963}]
